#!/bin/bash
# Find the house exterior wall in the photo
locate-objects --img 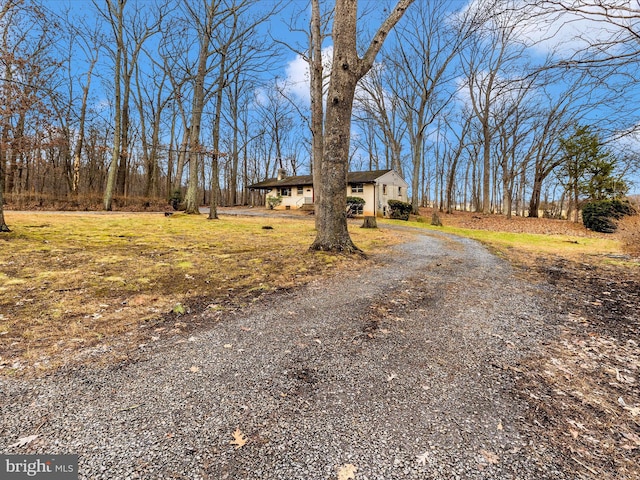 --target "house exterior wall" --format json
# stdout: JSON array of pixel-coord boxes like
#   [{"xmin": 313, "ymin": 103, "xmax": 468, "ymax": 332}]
[
  {"xmin": 263, "ymin": 170, "xmax": 408, "ymax": 216},
  {"xmin": 347, "ymin": 183, "xmax": 376, "ymax": 216},
  {"xmin": 266, "ymin": 185, "xmax": 313, "ymax": 210},
  {"xmin": 374, "ymin": 170, "xmax": 409, "ymax": 216}
]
